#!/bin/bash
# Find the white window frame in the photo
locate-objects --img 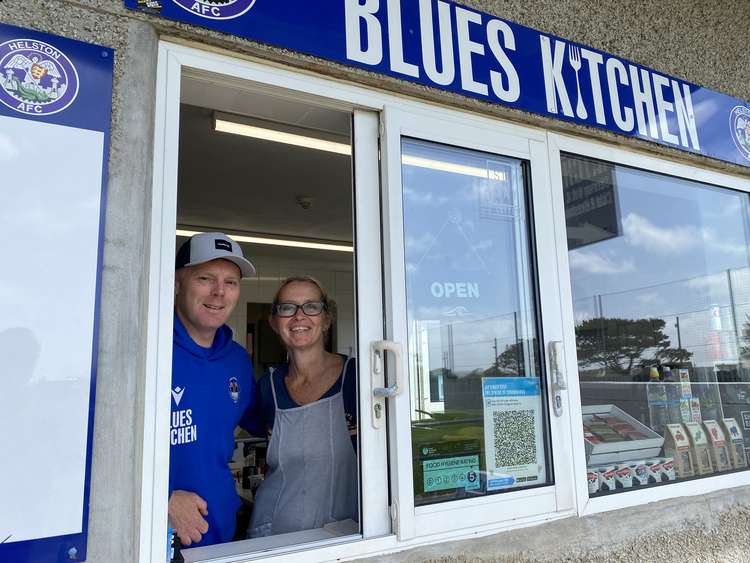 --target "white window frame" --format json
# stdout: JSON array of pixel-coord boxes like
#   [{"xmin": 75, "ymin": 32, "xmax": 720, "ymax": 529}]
[
  {"xmin": 138, "ymin": 39, "xmax": 750, "ymax": 563},
  {"xmin": 547, "ymin": 132, "xmax": 750, "ymax": 517},
  {"xmin": 141, "ymin": 39, "xmax": 579, "ymax": 562},
  {"xmin": 140, "ymin": 40, "xmax": 395, "ymax": 563}
]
